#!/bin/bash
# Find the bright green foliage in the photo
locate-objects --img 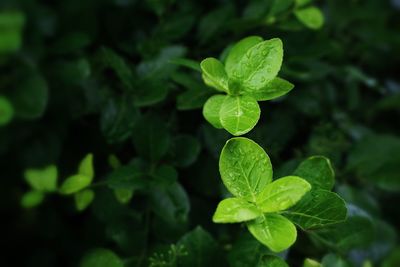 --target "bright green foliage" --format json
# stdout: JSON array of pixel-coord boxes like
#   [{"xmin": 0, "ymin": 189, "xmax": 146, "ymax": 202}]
[
  {"xmin": 75, "ymin": 189, "xmax": 95, "ymax": 211},
  {"xmin": 20, "ymin": 191, "xmax": 45, "ymax": 208},
  {"xmin": 215, "ymin": 137, "xmax": 311, "ymax": 252},
  {"xmin": 59, "ymin": 154, "xmax": 95, "ymax": 194},
  {"xmin": 0, "ymin": 96, "xmax": 14, "ymax": 126},
  {"xmin": 259, "ymin": 255, "xmax": 289, "ymax": 267},
  {"xmin": 203, "ymin": 95, "xmax": 226, "ymax": 128},
  {"xmin": 303, "ymin": 258, "xmax": 322, "ymax": 267},
  {"xmin": 24, "ymin": 165, "xmax": 58, "ymax": 192},
  {"xmin": 59, "ymin": 174, "xmax": 91, "ymax": 195},
  {"xmin": 200, "ymin": 58, "xmax": 229, "ymax": 93},
  {"xmin": 248, "ymin": 77, "xmax": 294, "ymax": 101},
  {"xmin": 80, "ymin": 248, "xmax": 124, "ymax": 267},
  {"xmin": 213, "ymin": 198, "xmax": 262, "ymax": 223},
  {"xmin": 247, "ymin": 213, "xmax": 297, "ymax": 252},
  {"xmin": 78, "ymin": 153, "xmax": 94, "ymax": 180},
  {"xmin": 219, "ymin": 95, "xmax": 261, "ymax": 135},
  {"xmin": 256, "ymin": 176, "xmax": 311, "ymax": 213},
  {"xmin": 200, "ymin": 36, "xmax": 293, "ymax": 136},
  {"xmin": 219, "ymin": 137, "xmax": 273, "ymax": 201},
  {"xmin": 225, "ymin": 36, "xmax": 263, "ymax": 75},
  {"xmin": 294, "ymin": 7, "xmax": 324, "ymax": 30}
]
